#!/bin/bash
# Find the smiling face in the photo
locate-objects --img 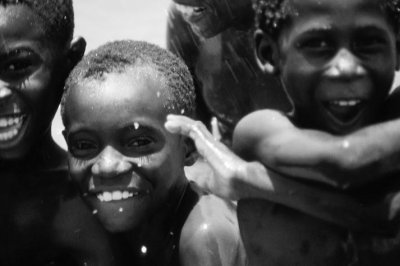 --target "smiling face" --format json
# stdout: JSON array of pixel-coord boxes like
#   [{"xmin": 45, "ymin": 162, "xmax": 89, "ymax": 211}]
[
  {"xmin": 63, "ymin": 66, "xmax": 190, "ymax": 232},
  {"xmin": 260, "ymin": 0, "xmax": 399, "ymax": 134},
  {"xmin": 0, "ymin": 5, "xmax": 68, "ymax": 159},
  {"xmin": 173, "ymin": 0, "xmax": 251, "ymax": 38}
]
